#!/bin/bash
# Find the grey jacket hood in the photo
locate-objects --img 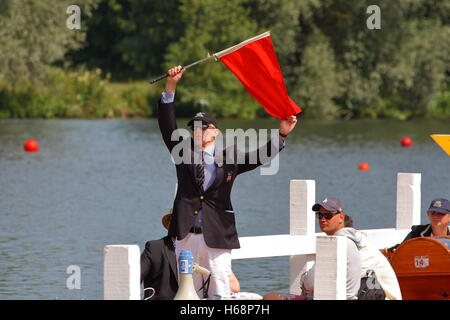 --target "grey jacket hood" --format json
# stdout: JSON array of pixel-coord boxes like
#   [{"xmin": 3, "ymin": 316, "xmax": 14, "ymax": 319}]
[{"xmin": 334, "ymin": 227, "xmax": 368, "ymax": 249}]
